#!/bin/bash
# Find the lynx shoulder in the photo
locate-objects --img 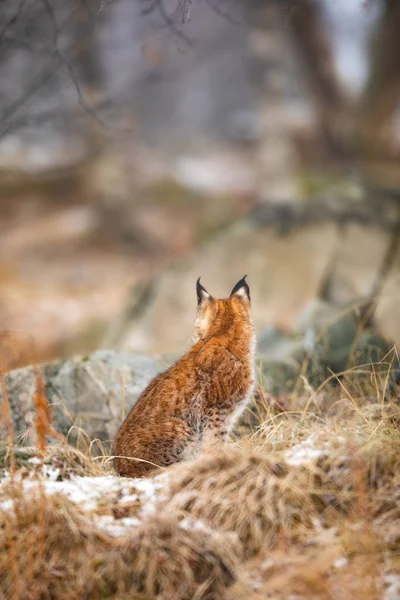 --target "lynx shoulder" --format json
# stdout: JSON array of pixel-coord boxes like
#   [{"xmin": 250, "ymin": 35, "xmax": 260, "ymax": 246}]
[{"xmin": 114, "ymin": 276, "xmax": 255, "ymax": 478}]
